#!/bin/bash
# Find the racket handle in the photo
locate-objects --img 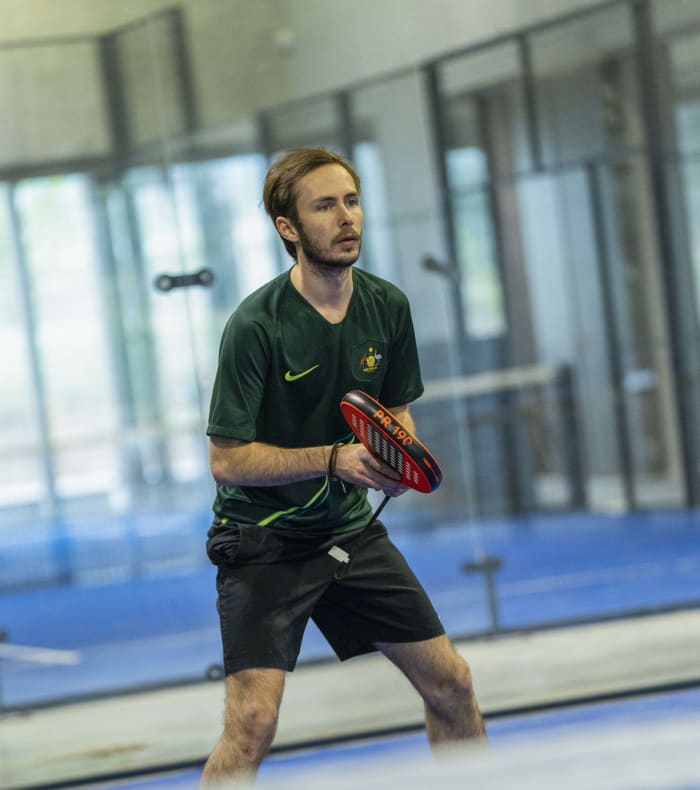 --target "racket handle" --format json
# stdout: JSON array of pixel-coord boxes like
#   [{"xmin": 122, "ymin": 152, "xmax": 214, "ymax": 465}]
[
  {"xmin": 369, "ymin": 494, "xmax": 391, "ymax": 525},
  {"xmin": 335, "ymin": 494, "xmax": 392, "ymax": 581}
]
